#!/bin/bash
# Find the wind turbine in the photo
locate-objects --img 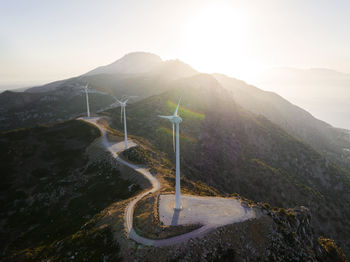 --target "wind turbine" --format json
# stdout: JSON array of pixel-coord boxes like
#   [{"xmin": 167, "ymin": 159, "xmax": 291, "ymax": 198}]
[
  {"xmin": 158, "ymin": 97, "xmax": 182, "ymax": 210},
  {"xmin": 84, "ymin": 84, "xmax": 90, "ymax": 118},
  {"xmin": 115, "ymin": 97, "xmax": 129, "ymax": 150}
]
